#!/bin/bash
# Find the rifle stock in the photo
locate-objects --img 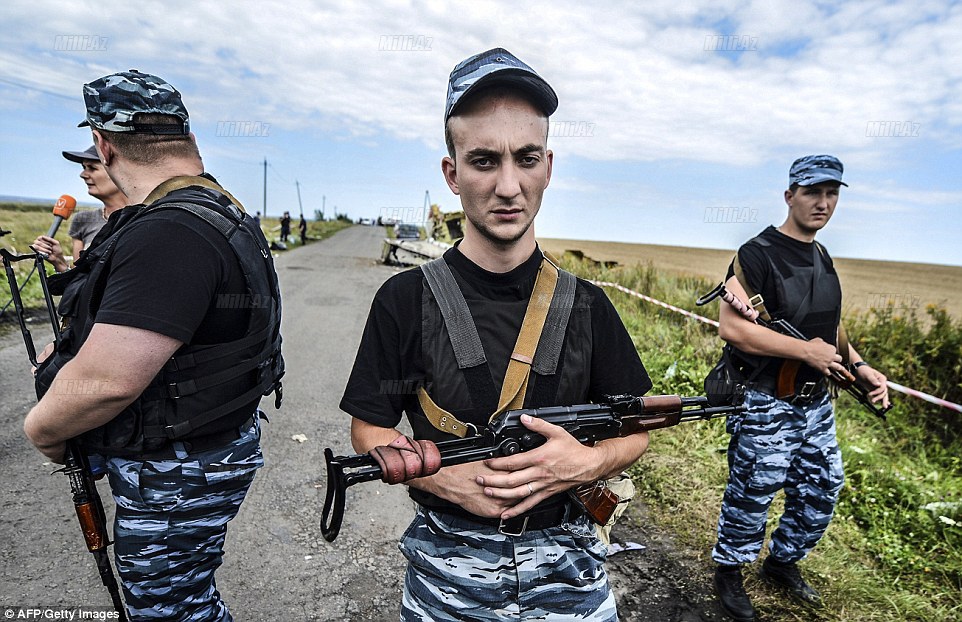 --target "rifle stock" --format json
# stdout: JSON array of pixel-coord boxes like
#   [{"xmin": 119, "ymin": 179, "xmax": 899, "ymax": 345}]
[{"xmin": 321, "ymin": 393, "xmax": 745, "ymax": 541}]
